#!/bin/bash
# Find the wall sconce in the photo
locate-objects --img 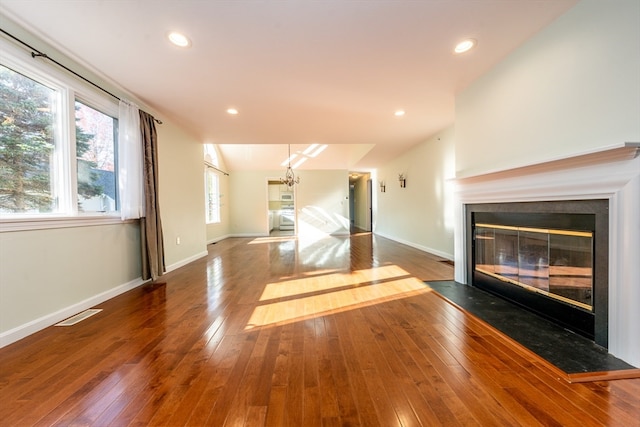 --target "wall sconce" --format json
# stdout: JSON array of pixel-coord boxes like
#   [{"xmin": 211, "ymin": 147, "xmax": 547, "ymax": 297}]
[
  {"xmin": 398, "ymin": 173, "xmax": 406, "ymax": 188},
  {"xmin": 380, "ymin": 181, "xmax": 386, "ymax": 192}
]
